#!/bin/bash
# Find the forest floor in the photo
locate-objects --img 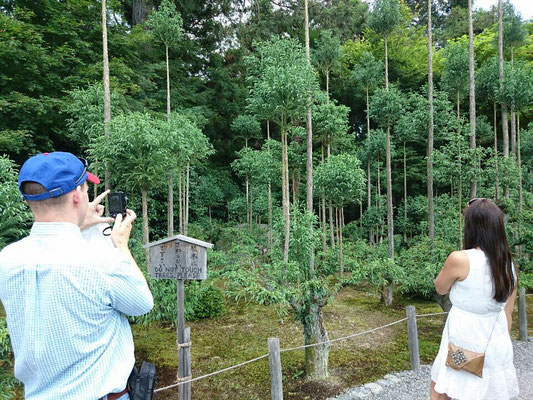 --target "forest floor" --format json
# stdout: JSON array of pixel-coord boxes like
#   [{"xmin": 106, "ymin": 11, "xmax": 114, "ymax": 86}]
[
  {"xmin": 1, "ymin": 288, "xmax": 531, "ymax": 399},
  {"xmin": 132, "ymin": 288, "xmax": 533, "ymax": 400}
]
